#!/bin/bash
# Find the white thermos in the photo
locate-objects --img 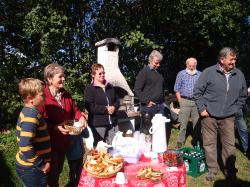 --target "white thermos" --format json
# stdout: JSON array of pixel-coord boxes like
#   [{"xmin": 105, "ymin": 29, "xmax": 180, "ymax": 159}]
[{"xmin": 149, "ymin": 113, "xmax": 170, "ymax": 153}]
